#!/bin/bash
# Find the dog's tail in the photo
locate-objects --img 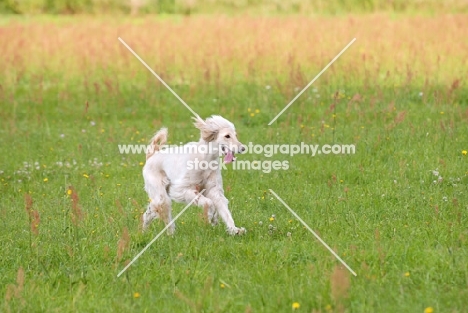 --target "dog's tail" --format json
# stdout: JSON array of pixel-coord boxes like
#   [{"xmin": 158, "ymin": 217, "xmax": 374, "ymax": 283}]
[{"xmin": 146, "ymin": 127, "xmax": 168, "ymax": 160}]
